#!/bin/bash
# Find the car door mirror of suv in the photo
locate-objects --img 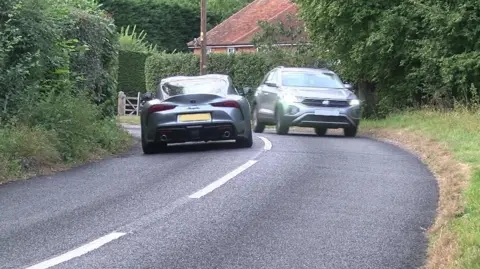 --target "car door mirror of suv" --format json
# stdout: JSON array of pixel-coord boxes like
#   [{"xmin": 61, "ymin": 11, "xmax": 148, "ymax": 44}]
[
  {"xmin": 344, "ymin": 83, "xmax": 353, "ymax": 89},
  {"xmin": 265, "ymin": 81, "xmax": 278, "ymax": 88}
]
